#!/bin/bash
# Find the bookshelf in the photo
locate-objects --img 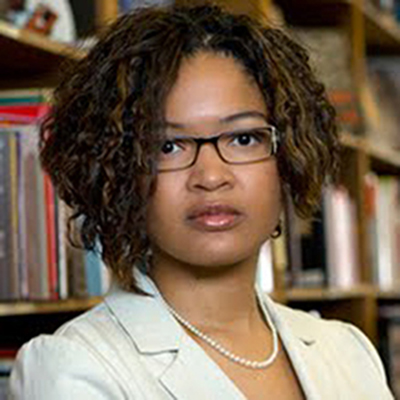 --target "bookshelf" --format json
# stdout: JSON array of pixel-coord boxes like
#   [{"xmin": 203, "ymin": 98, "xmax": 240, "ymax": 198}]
[
  {"xmin": 0, "ymin": 3, "xmax": 102, "ymax": 350},
  {"xmin": 0, "ymin": 298, "xmax": 101, "ymax": 317},
  {"xmin": 278, "ymin": 0, "xmax": 400, "ymax": 52},
  {"xmin": 0, "ymin": 0, "xmax": 400, "ymax": 376},
  {"xmin": 286, "ymin": 284, "xmax": 374, "ymax": 301},
  {"xmin": 0, "ymin": 20, "xmax": 85, "ymax": 88},
  {"xmin": 275, "ymin": 0, "xmax": 400, "ymax": 345}
]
